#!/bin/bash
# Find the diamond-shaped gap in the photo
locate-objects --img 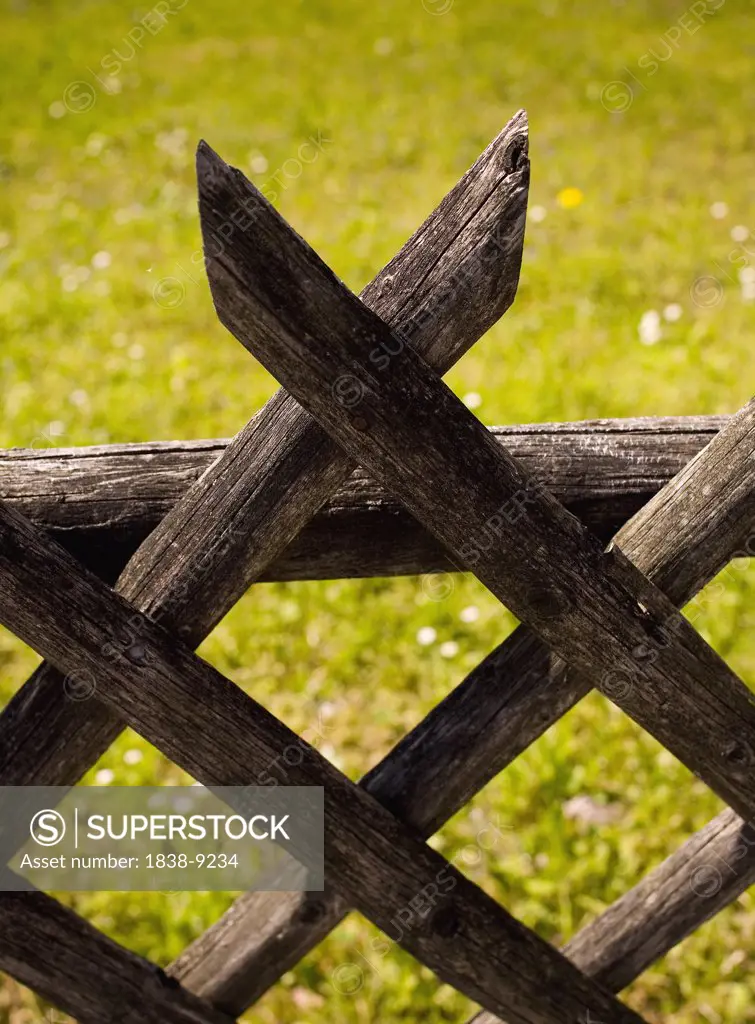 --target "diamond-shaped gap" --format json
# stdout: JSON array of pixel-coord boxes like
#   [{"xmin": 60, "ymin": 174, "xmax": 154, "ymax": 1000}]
[
  {"xmin": 249, "ymin": 913, "xmax": 479, "ymax": 1024},
  {"xmin": 431, "ymin": 690, "xmax": 724, "ymax": 936},
  {"xmin": 192, "ymin": 570, "xmax": 512, "ymax": 781}
]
